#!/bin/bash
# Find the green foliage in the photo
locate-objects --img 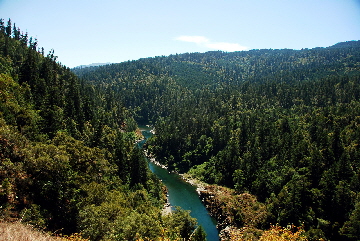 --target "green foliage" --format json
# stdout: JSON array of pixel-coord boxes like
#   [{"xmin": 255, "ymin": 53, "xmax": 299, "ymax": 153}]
[
  {"xmin": 2, "ymin": 18, "xmax": 360, "ymax": 240},
  {"xmin": 78, "ymin": 184, "xmax": 197, "ymax": 240},
  {"xmin": 19, "ymin": 204, "xmax": 47, "ymax": 228},
  {"xmin": 191, "ymin": 225, "xmax": 206, "ymax": 241},
  {"xmin": 188, "ymin": 162, "xmax": 207, "ymax": 181},
  {"xmin": 164, "ymin": 207, "xmax": 198, "ymax": 240},
  {"xmin": 0, "ymin": 19, "xmax": 173, "ymax": 240},
  {"xmin": 110, "ymin": 209, "xmax": 163, "ymax": 240},
  {"xmin": 78, "ymin": 188, "xmax": 129, "ymax": 240},
  {"xmin": 340, "ymin": 198, "xmax": 360, "ymax": 240},
  {"xmin": 75, "ymin": 39, "xmax": 360, "ymax": 240}
]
